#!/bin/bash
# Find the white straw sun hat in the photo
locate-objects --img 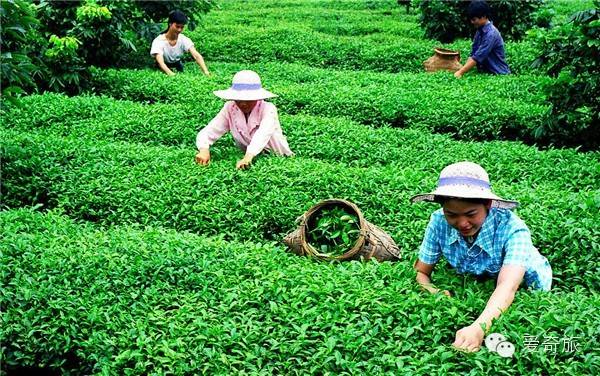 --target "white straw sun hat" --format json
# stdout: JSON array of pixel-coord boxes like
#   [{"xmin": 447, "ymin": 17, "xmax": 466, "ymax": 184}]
[
  {"xmin": 411, "ymin": 161, "xmax": 519, "ymax": 209},
  {"xmin": 213, "ymin": 70, "xmax": 277, "ymax": 101}
]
